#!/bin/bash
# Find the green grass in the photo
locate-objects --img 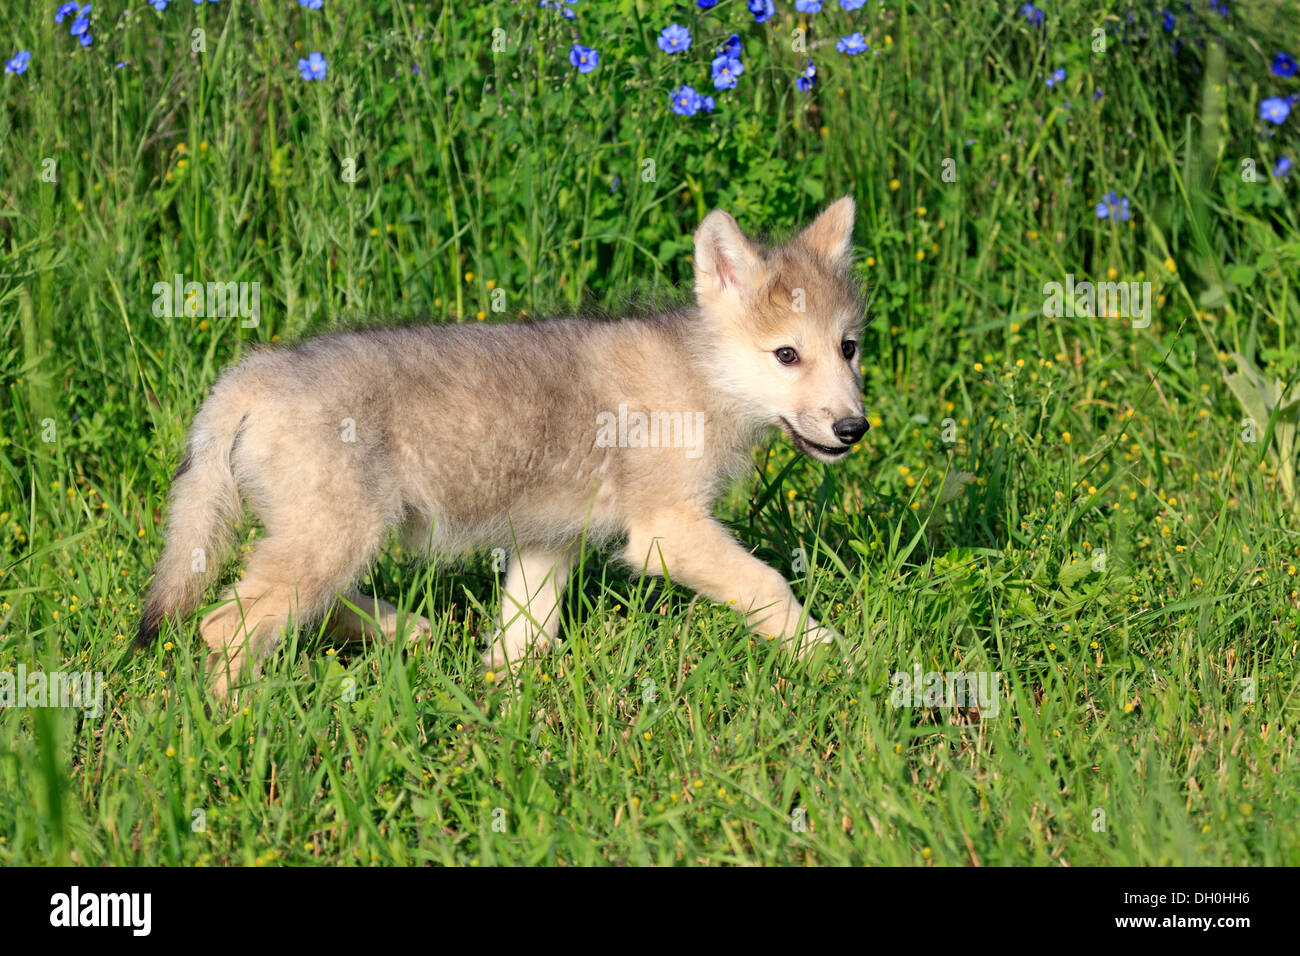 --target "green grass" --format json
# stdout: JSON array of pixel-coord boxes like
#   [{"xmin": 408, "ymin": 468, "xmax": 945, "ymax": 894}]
[{"xmin": 2, "ymin": 0, "xmax": 1299, "ymax": 865}]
